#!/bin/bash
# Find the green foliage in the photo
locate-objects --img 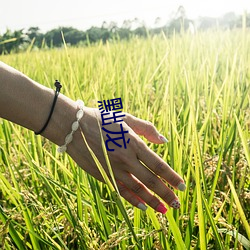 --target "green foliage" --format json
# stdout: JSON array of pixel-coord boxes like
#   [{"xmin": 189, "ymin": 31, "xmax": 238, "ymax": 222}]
[
  {"xmin": 0, "ymin": 30, "xmax": 250, "ymax": 249},
  {"xmin": 0, "ymin": 29, "xmax": 29, "ymax": 54},
  {"xmin": 1, "ymin": 12, "xmax": 250, "ymax": 54},
  {"xmin": 45, "ymin": 27, "xmax": 86, "ymax": 47}
]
